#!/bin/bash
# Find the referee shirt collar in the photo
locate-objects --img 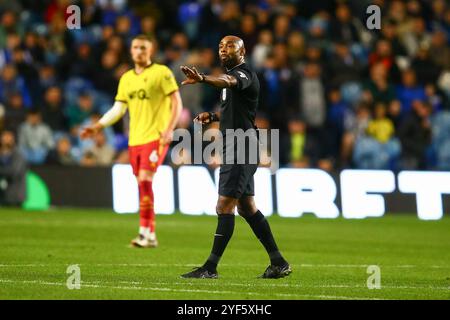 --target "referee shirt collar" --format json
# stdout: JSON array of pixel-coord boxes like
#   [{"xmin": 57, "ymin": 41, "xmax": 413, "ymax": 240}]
[{"xmin": 226, "ymin": 62, "xmax": 245, "ymax": 73}]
